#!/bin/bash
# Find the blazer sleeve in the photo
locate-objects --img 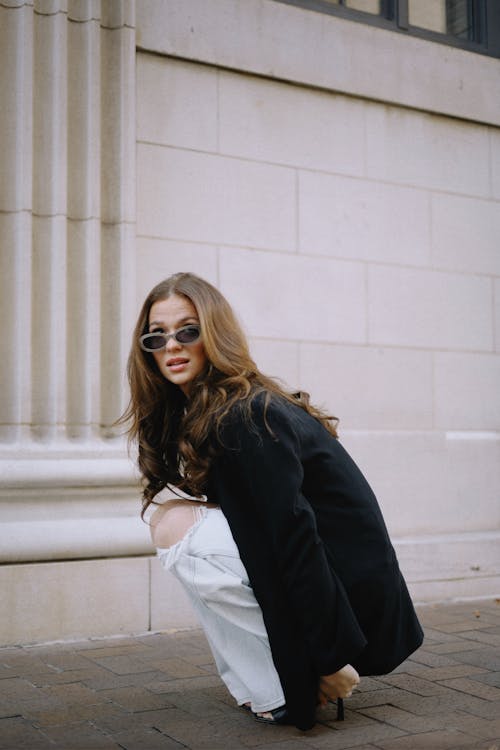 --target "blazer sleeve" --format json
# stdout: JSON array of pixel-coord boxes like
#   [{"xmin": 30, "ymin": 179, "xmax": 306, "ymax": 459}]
[{"xmin": 219, "ymin": 397, "xmax": 367, "ymax": 676}]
